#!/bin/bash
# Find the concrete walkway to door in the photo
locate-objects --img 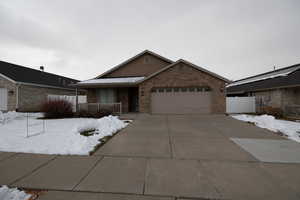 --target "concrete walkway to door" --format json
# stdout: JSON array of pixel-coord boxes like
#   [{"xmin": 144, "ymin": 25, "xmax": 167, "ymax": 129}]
[{"xmin": 0, "ymin": 114, "xmax": 300, "ymax": 200}]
